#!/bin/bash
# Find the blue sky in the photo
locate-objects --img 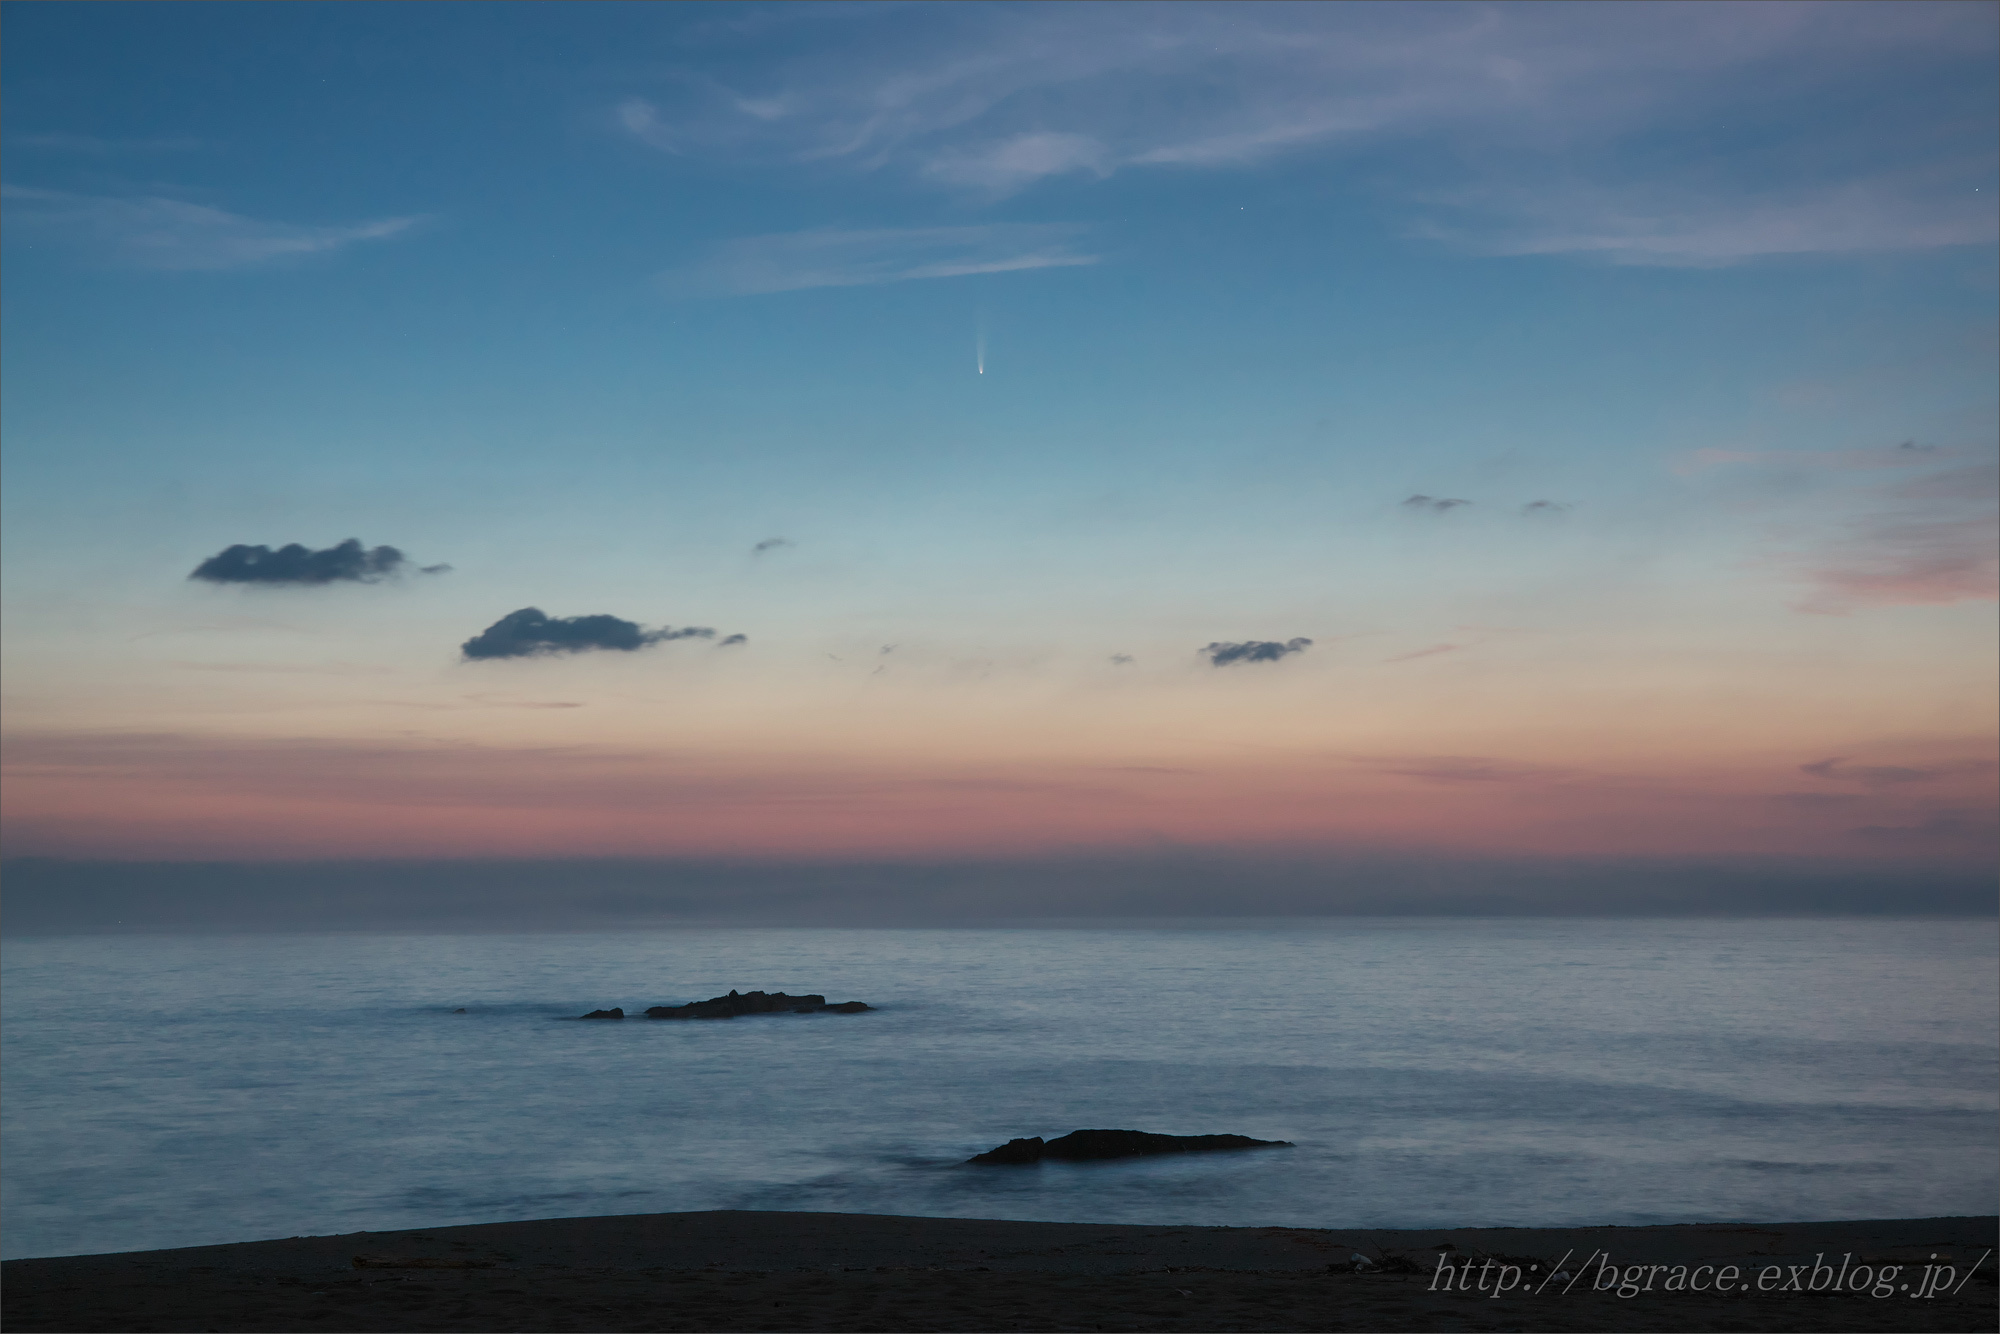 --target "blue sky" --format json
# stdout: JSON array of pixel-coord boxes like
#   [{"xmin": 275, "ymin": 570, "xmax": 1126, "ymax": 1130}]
[{"xmin": 2, "ymin": 1, "xmax": 1994, "ymax": 879}]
